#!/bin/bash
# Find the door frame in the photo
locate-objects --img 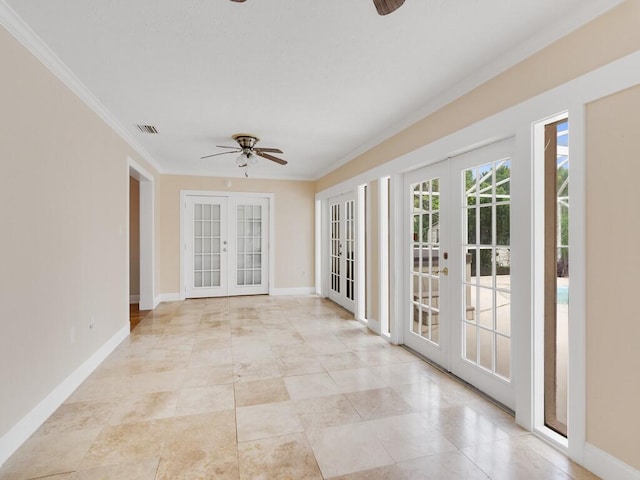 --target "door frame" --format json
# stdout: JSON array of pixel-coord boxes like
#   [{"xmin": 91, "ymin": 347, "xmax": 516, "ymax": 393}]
[
  {"xmin": 128, "ymin": 158, "xmax": 155, "ymax": 310},
  {"xmin": 327, "ymin": 191, "xmax": 357, "ymax": 312},
  {"xmin": 401, "ymin": 139, "xmax": 516, "ymax": 409},
  {"xmin": 179, "ymin": 190, "xmax": 274, "ymax": 300},
  {"xmin": 317, "ymin": 188, "xmax": 362, "ymax": 319}
]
